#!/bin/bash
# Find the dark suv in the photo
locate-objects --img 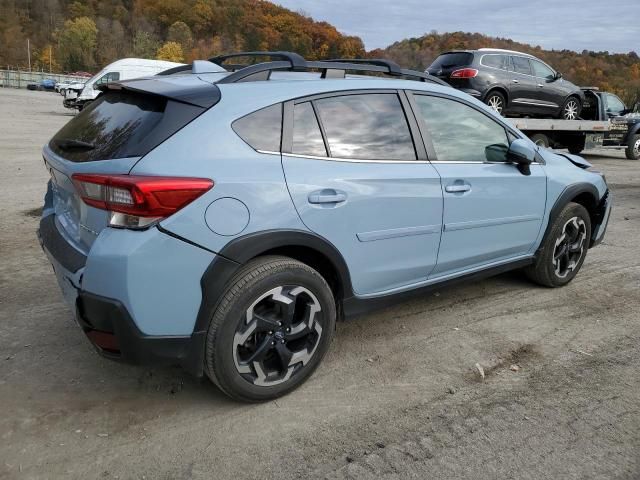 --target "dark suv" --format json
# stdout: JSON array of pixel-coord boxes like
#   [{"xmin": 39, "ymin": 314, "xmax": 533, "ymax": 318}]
[{"xmin": 426, "ymin": 49, "xmax": 585, "ymax": 120}]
